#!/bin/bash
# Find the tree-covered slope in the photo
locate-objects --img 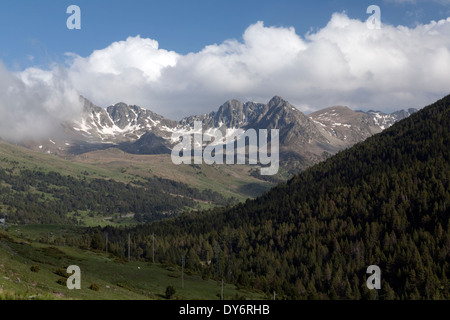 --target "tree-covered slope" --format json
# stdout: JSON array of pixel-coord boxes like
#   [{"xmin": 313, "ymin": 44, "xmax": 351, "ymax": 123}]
[
  {"xmin": 0, "ymin": 145, "xmax": 236, "ymax": 225},
  {"xmin": 93, "ymin": 94, "xmax": 450, "ymax": 299}
]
